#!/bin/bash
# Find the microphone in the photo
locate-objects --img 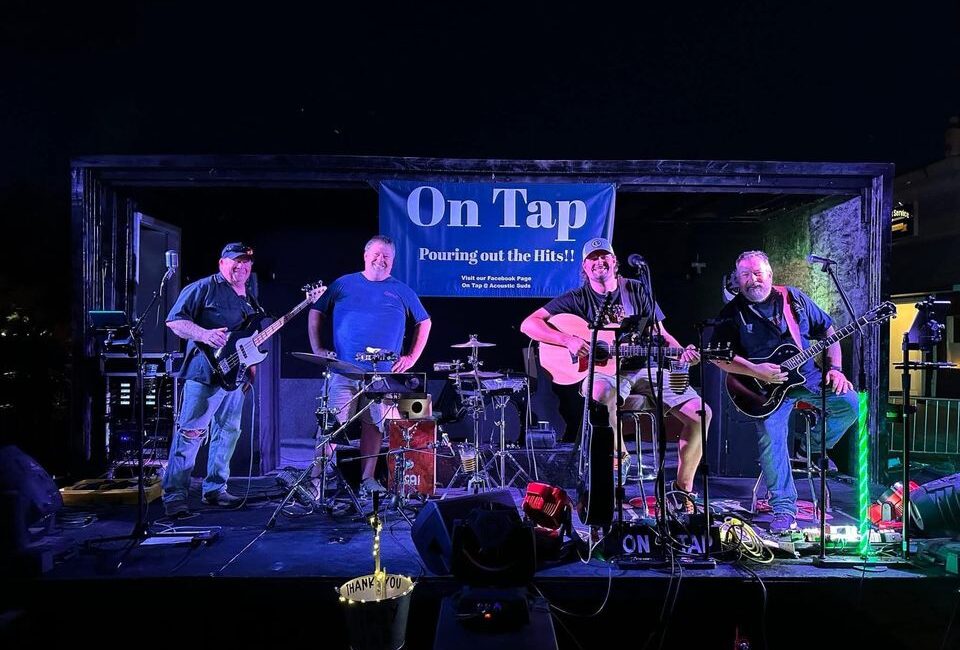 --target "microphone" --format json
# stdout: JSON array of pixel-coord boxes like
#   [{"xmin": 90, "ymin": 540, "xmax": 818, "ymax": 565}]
[
  {"xmin": 806, "ymin": 254, "xmax": 836, "ymax": 268},
  {"xmin": 627, "ymin": 253, "xmax": 646, "ymax": 269},
  {"xmin": 163, "ymin": 250, "xmax": 178, "ymax": 281}
]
